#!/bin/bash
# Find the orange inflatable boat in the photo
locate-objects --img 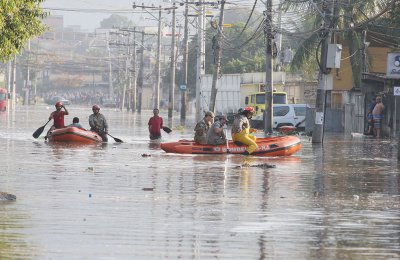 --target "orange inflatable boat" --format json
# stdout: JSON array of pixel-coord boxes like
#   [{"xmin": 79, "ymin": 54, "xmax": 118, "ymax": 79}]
[
  {"xmin": 47, "ymin": 126, "xmax": 103, "ymax": 144},
  {"xmin": 160, "ymin": 135, "xmax": 301, "ymax": 156}
]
